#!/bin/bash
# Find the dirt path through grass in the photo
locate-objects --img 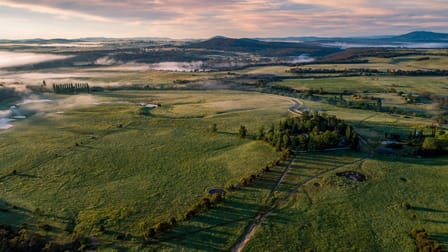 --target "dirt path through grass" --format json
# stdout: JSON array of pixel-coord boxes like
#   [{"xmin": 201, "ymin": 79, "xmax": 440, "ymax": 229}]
[
  {"xmin": 231, "ymin": 158, "xmax": 296, "ymax": 252},
  {"xmin": 231, "ymin": 155, "xmax": 368, "ymax": 252}
]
